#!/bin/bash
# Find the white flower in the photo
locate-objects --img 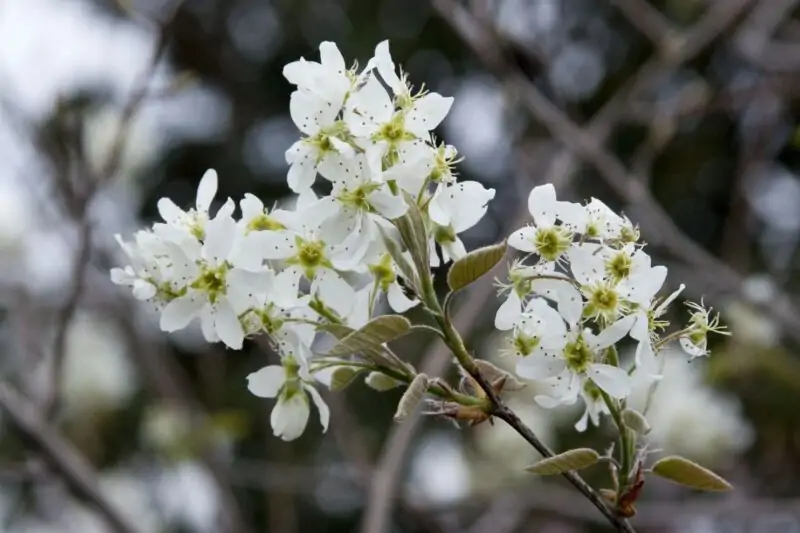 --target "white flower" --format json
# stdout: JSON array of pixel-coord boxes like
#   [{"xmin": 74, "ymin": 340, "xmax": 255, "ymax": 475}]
[
  {"xmin": 567, "ymin": 242, "xmax": 667, "ymax": 322},
  {"xmin": 283, "ymin": 41, "xmax": 351, "ymax": 105},
  {"xmin": 527, "ymin": 312, "xmax": 636, "ymax": 407},
  {"xmin": 368, "ymin": 253, "xmax": 419, "ymax": 313},
  {"xmin": 156, "ymin": 169, "xmax": 218, "ymax": 242},
  {"xmin": 583, "ymin": 198, "xmax": 638, "ymax": 242},
  {"xmin": 428, "ymin": 181, "xmax": 496, "ymax": 265},
  {"xmin": 678, "ymin": 301, "xmax": 730, "ymax": 358},
  {"xmin": 630, "ymin": 284, "xmax": 685, "ymax": 381},
  {"xmin": 158, "ymin": 209, "xmax": 272, "ymax": 349},
  {"xmin": 508, "ymin": 184, "xmax": 580, "ymax": 263},
  {"xmin": 110, "ymin": 231, "xmax": 168, "ymax": 301},
  {"xmin": 247, "ymin": 357, "xmax": 330, "ymax": 441},
  {"xmin": 250, "ymin": 202, "xmax": 358, "ymax": 318},
  {"xmin": 574, "ymin": 381, "xmax": 611, "ymax": 432}
]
